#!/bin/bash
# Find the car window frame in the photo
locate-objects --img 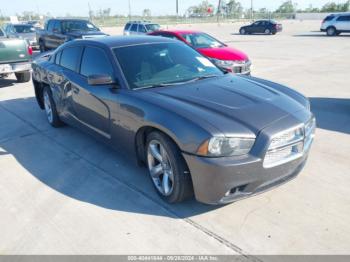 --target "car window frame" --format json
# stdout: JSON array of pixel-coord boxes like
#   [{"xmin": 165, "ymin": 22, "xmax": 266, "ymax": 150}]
[
  {"xmin": 130, "ymin": 23, "xmax": 138, "ymax": 32},
  {"xmin": 337, "ymin": 15, "xmax": 350, "ymax": 22},
  {"xmin": 79, "ymin": 45, "xmax": 115, "ymax": 79},
  {"xmin": 59, "ymin": 45, "xmax": 84, "ymax": 73}
]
